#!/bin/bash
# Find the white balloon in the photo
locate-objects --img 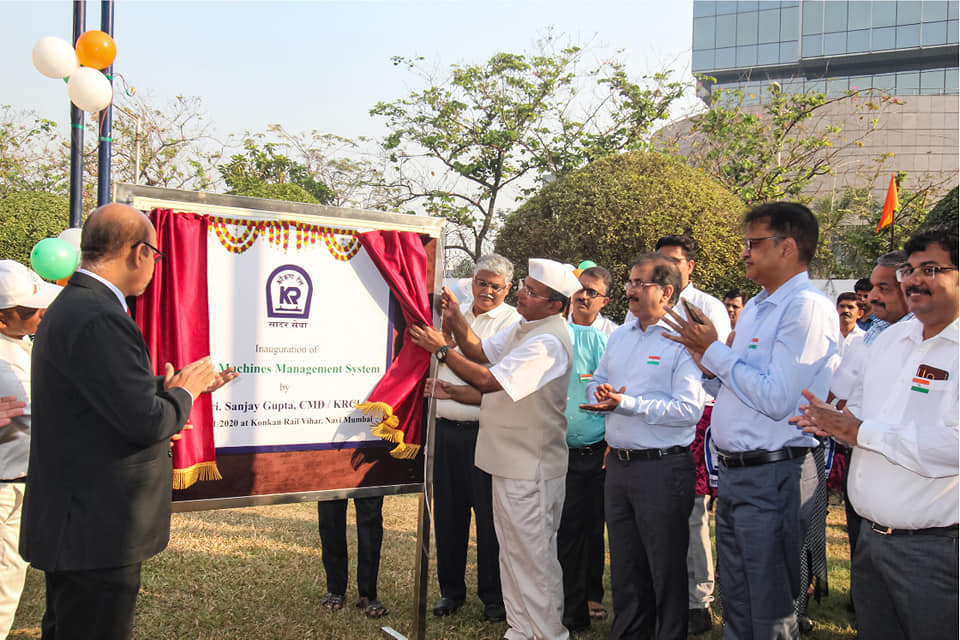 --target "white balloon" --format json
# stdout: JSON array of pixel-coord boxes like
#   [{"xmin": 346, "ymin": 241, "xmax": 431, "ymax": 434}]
[
  {"xmin": 57, "ymin": 227, "xmax": 82, "ymax": 252},
  {"xmin": 32, "ymin": 36, "xmax": 79, "ymax": 79},
  {"xmin": 66, "ymin": 67, "xmax": 113, "ymax": 113}
]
